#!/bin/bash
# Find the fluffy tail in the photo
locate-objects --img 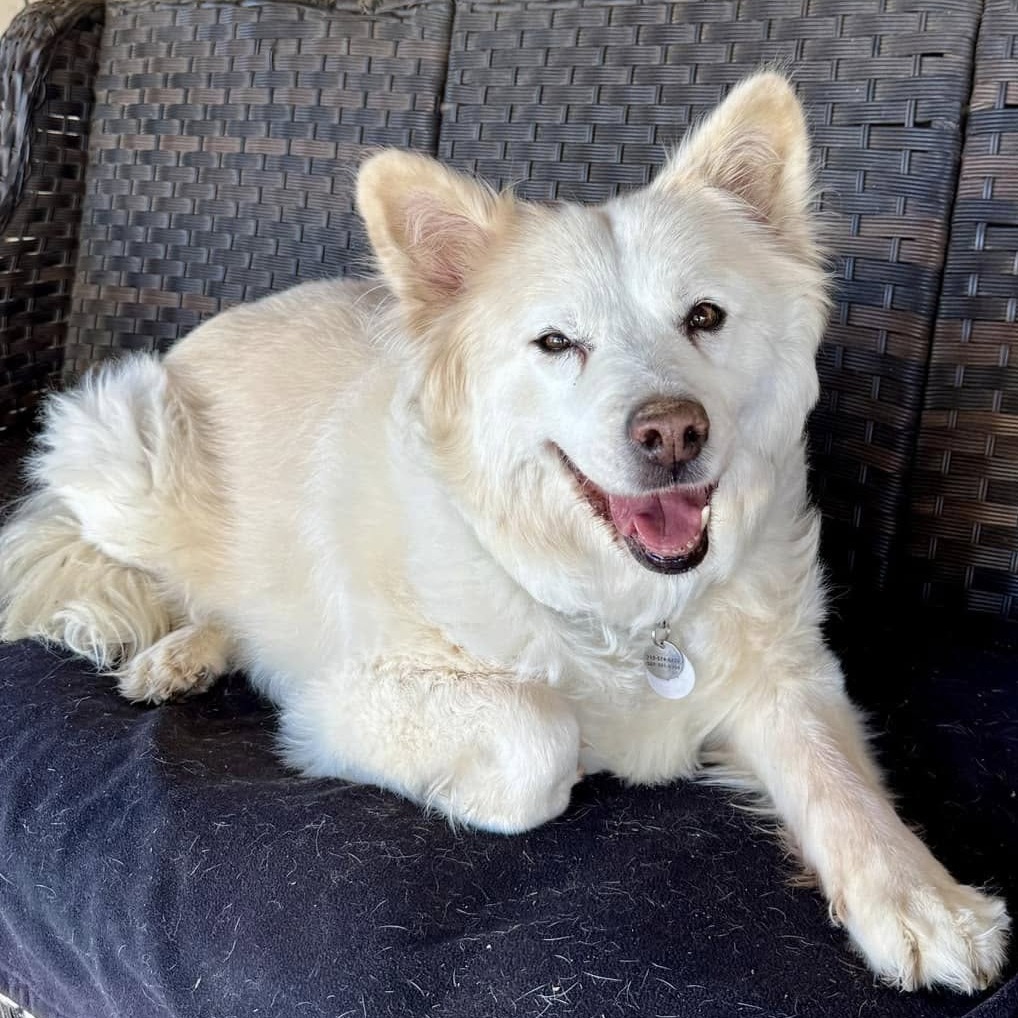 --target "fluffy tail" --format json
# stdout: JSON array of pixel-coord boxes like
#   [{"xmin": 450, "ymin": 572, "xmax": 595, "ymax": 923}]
[
  {"xmin": 0, "ymin": 489, "xmax": 173, "ymax": 668},
  {"xmin": 0, "ymin": 355, "xmax": 198, "ymax": 668}
]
